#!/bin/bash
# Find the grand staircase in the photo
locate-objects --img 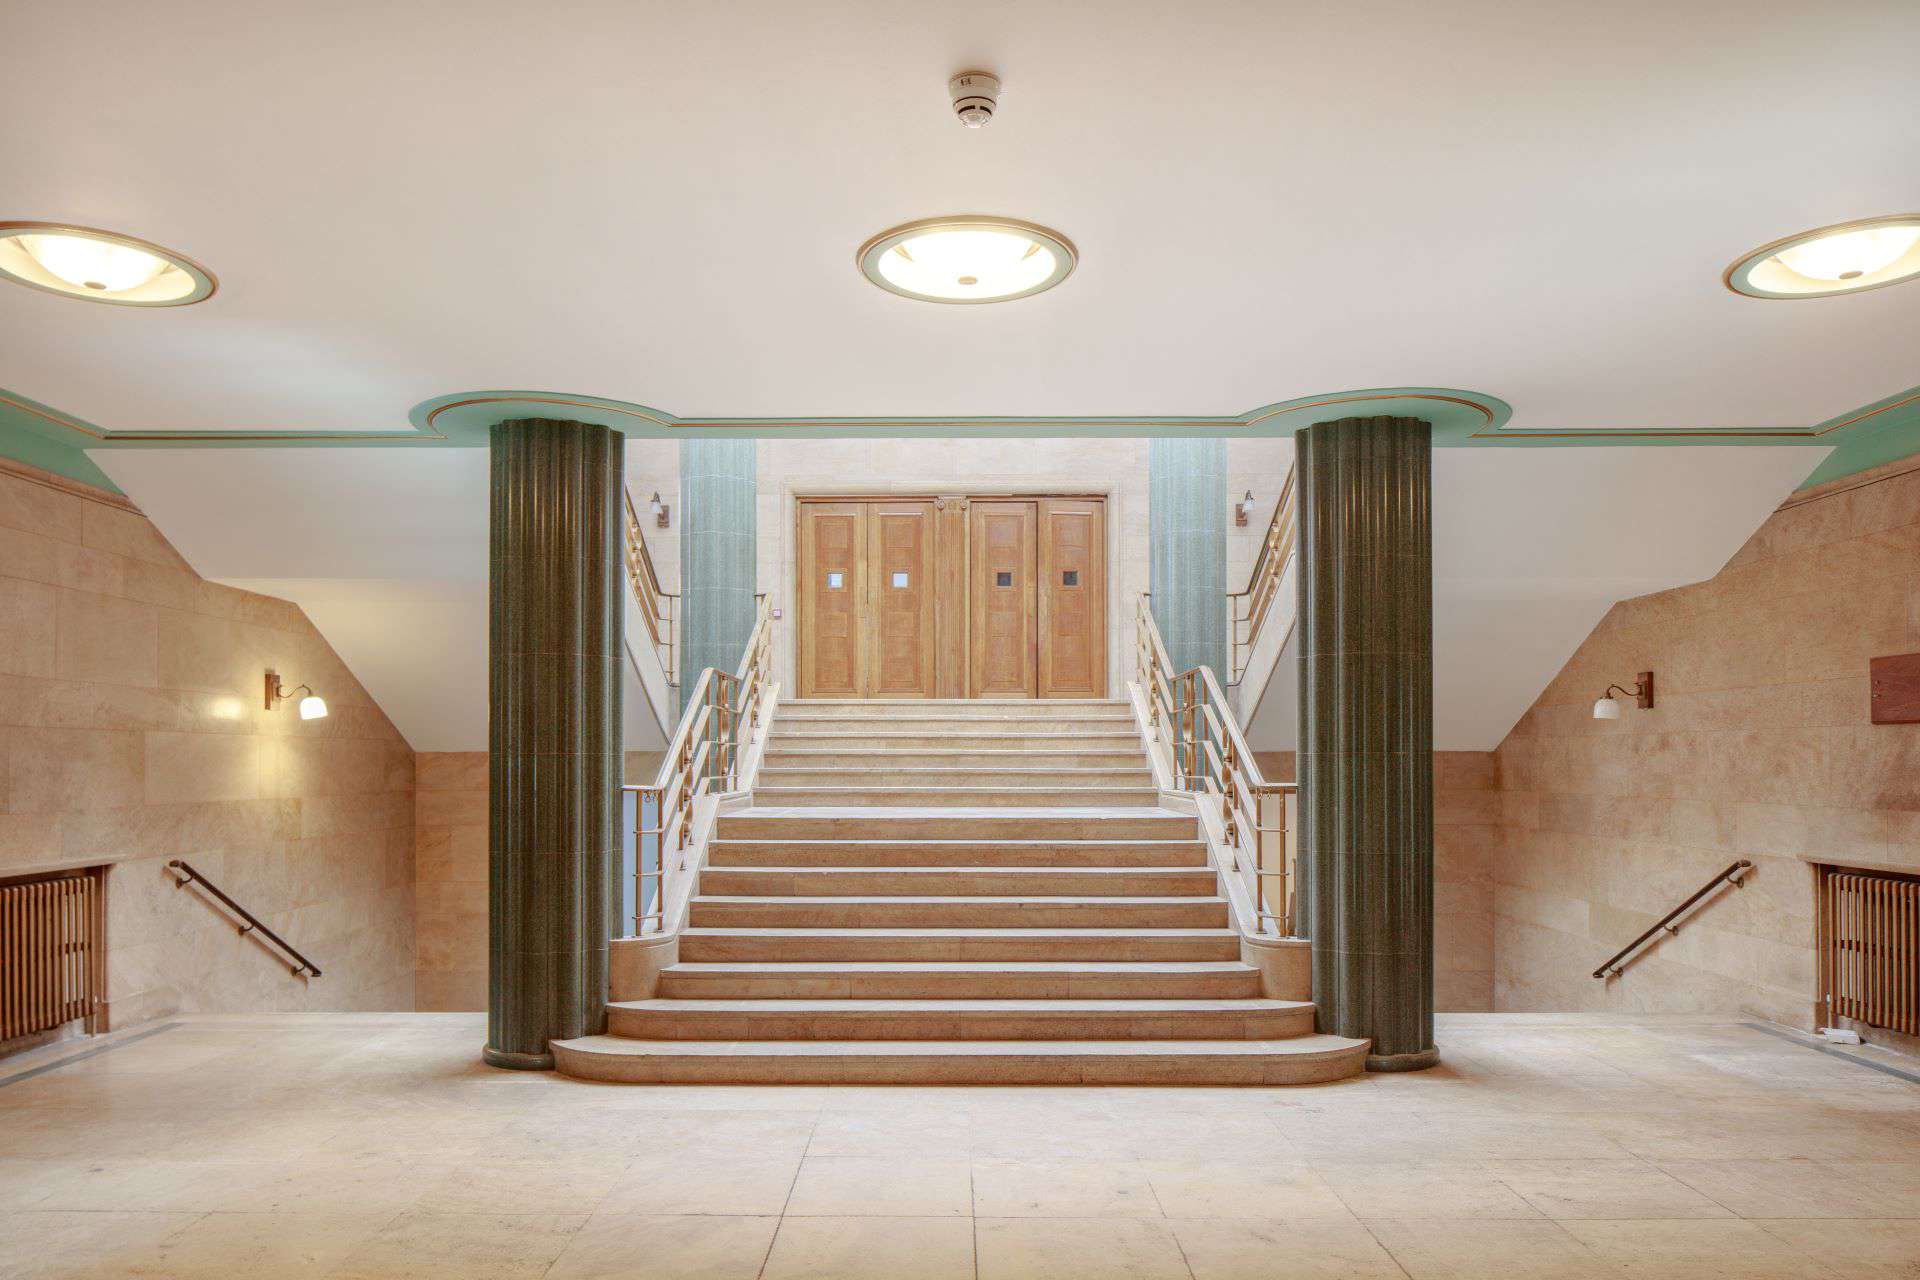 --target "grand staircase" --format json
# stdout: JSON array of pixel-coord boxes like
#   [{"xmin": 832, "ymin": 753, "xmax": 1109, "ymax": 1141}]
[{"xmin": 553, "ymin": 699, "xmax": 1368, "ymax": 1084}]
